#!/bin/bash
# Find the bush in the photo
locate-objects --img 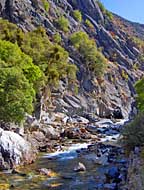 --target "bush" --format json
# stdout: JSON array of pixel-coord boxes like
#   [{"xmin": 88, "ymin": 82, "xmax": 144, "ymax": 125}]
[
  {"xmin": 73, "ymin": 10, "xmax": 82, "ymax": 22},
  {"xmin": 130, "ymin": 36, "xmax": 144, "ymax": 53},
  {"xmin": 122, "ymin": 76, "xmax": 144, "ymax": 149},
  {"xmin": 0, "ymin": 19, "xmax": 24, "ymax": 45},
  {"xmin": 0, "ymin": 20, "xmax": 77, "ymax": 123},
  {"xmin": 21, "ymin": 27, "xmax": 77, "ymax": 86},
  {"xmin": 0, "ymin": 40, "xmax": 42, "ymax": 123},
  {"xmin": 135, "ymin": 78, "xmax": 144, "ymax": 112},
  {"xmin": 56, "ymin": 16, "xmax": 69, "ymax": 32},
  {"xmin": 53, "ymin": 32, "xmax": 62, "ymax": 44},
  {"xmin": 105, "ymin": 10, "xmax": 113, "ymax": 20},
  {"xmin": 41, "ymin": 0, "xmax": 50, "ymax": 11},
  {"xmin": 0, "ymin": 68, "xmax": 35, "ymax": 123},
  {"xmin": 85, "ymin": 19, "xmax": 94, "ymax": 29},
  {"xmin": 70, "ymin": 31, "xmax": 107, "ymax": 78},
  {"xmin": 121, "ymin": 70, "xmax": 128, "ymax": 81},
  {"xmin": 122, "ymin": 113, "xmax": 144, "ymax": 149},
  {"xmin": 97, "ymin": 0, "xmax": 113, "ymax": 20}
]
